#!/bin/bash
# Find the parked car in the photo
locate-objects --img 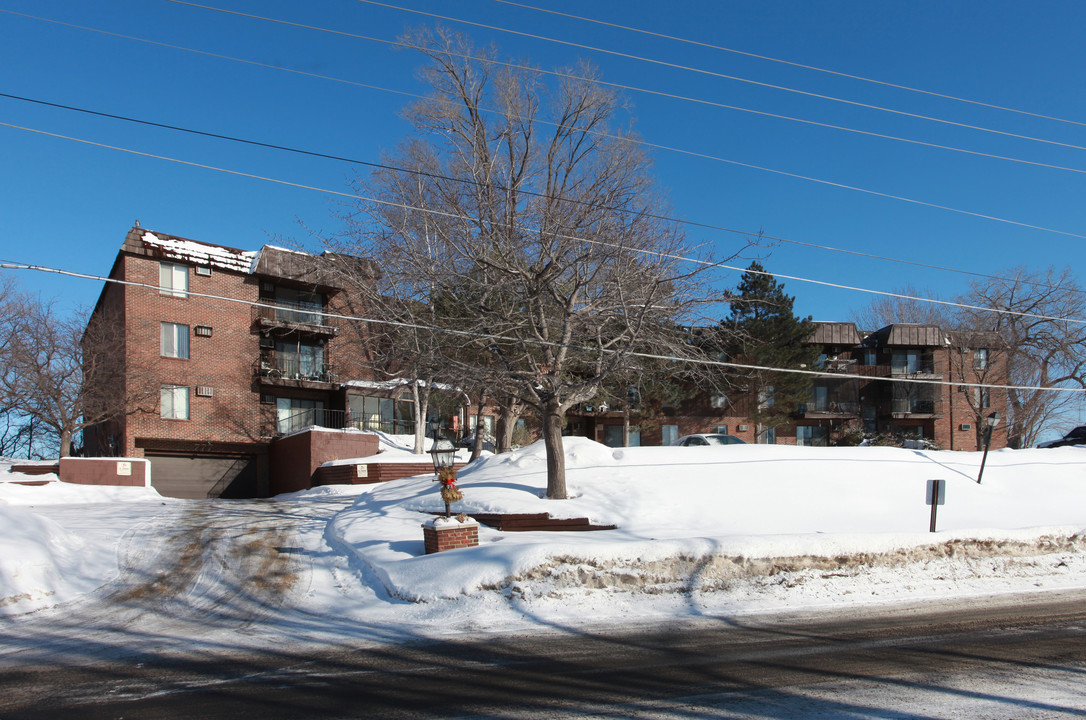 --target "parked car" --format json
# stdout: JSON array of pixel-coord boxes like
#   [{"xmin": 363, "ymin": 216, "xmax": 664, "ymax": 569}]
[
  {"xmin": 1037, "ymin": 426, "xmax": 1086, "ymax": 448},
  {"xmin": 456, "ymin": 435, "xmax": 496, "ymax": 453},
  {"xmin": 673, "ymin": 434, "xmax": 746, "ymax": 447}
]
